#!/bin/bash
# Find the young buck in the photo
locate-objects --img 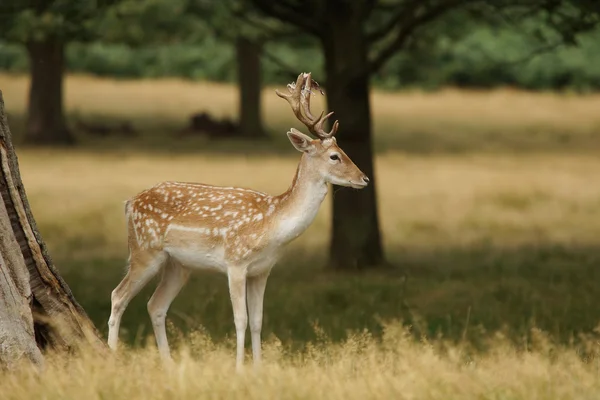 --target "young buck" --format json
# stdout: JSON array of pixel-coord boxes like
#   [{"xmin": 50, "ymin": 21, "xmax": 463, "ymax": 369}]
[{"xmin": 107, "ymin": 72, "xmax": 369, "ymax": 369}]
